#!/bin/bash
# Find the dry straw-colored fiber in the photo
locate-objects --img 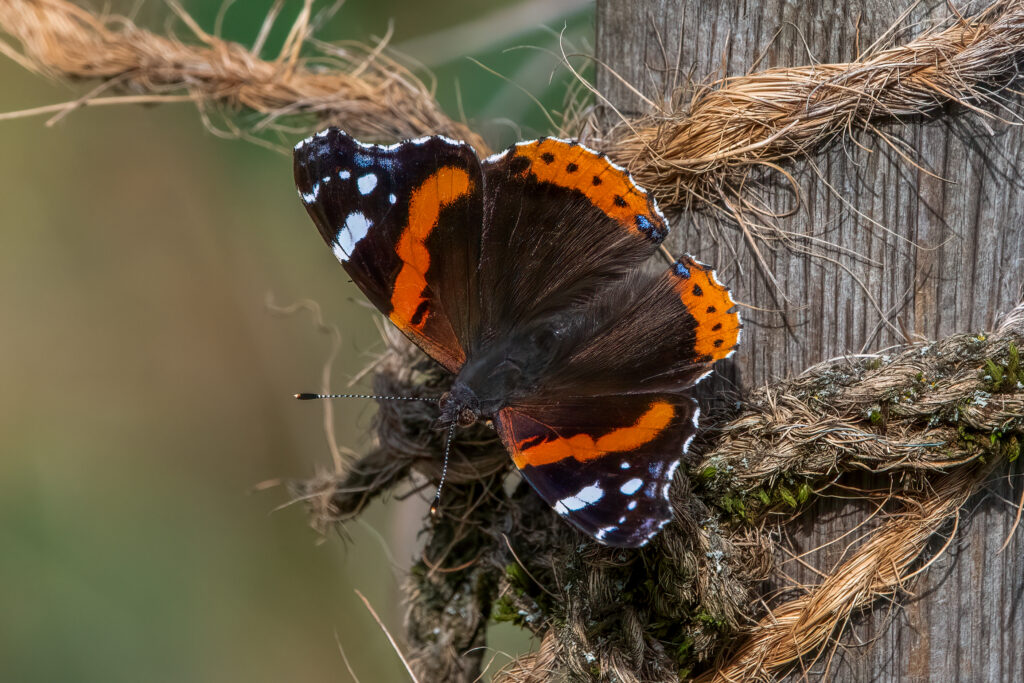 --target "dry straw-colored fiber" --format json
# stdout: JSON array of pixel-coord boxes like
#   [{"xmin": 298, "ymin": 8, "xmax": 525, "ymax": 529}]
[
  {"xmin": 5, "ymin": 0, "xmax": 1024, "ymax": 217},
  {"xmin": 598, "ymin": 0, "xmax": 1024, "ymax": 216},
  {"xmin": 695, "ymin": 465, "xmax": 984, "ymax": 683},
  {"xmin": 0, "ymin": 0, "xmax": 487, "ymax": 150},
  {"xmin": 687, "ymin": 303, "xmax": 1024, "ymax": 681}
]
